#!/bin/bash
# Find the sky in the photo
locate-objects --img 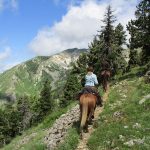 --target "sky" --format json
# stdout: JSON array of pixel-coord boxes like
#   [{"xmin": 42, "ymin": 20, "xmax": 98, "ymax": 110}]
[{"xmin": 0, "ymin": 0, "xmax": 140, "ymax": 73}]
